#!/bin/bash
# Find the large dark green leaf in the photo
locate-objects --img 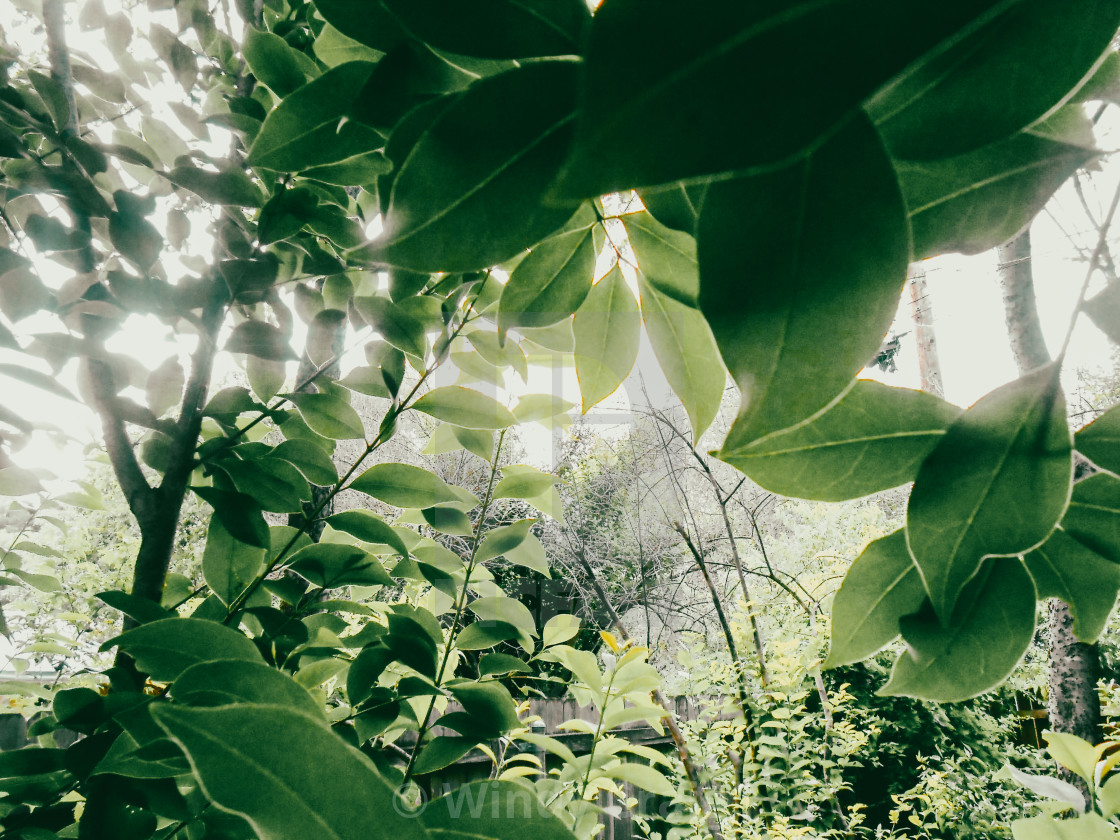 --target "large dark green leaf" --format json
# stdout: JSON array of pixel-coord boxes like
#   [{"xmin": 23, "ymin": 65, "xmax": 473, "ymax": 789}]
[
  {"xmin": 1024, "ymin": 527, "xmax": 1120, "ymax": 643},
  {"xmin": 1062, "ymin": 473, "xmax": 1120, "ymax": 565},
  {"xmin": 349, "ymin": 462, "xmax": 461, "ymax": 508},
  {"xmin": 248, "ymin": 61, "xmax": 383, "ymax": 172},
  {"xmin": 287, "ymin": 543, "xmax": 392, "ymax": 587},
  {"xmin": 637, "ymin": 273, "xmax": 723, "ymax": 440},
  {"xmin": 353, "ymin": 295, "xmax": 427, "ymax": 357},
  {"xmin": 312, "ymin": 0, "xmax": 409, "ymax": 52},
  {"xmin": 901, "ymin": 111, "xmax": 1096, "ymax": 259},
  {"xmin": 637, "ymin": 183, "xmax": 707, "ymax": 235},
  {"xmin": 355, "ymin": 61, "xmax": 579, "ymax": 272},
  {"xmin": 202, "ymin": 517, "xmax": 266, "ymax": 607},
  {"xmin": 907, "ymin": 363, "xmax": 1072, "ymax": 623},
  {"xmin": 881, "ymin": 558, "xmax": 1036, "ymax": 702},
  {"xmin": 192, "ymin": 486, "xmax": 271, "ymax": 549},
  {"xmin": 553, "ymin": 0, "xmax": 1009, "ymax": 196},
  {"xmin": 173, "ymin": 660, "xmax": 322, "ymax": 717},
  {"xmin": 825, "ymin": 530, "xmax": 927, "ymax": 668},
  {"xmin": 498, "ymin": 211, "xmax": 597, "ymax": 337},
  {"xmin": 217, "ymin": 456, "xmax": 311, "ymax": 513},
  {"xmin": 422, "ymin": 780, "xmax": 576, "ymax": 840},
  {"xmin": 103, "ymin": 618, "xmax": 263, "ymax": 681},
  {"xmin": 721, "ymin": 381, "xmax": 961, "ymax": 502},
  {"xmin": 869, "ymin": 0, "xmax": 1119, "ymax": 160},
  {"xmin": 413, "ymin": 386, "xmax": 516, "ymax": 429},
  {"xmin": 271, "ymin": 439, "xmax": 339, "ymax": 485},
  {"xmin": 153, "ymin": 704, "xmax": 428, "ymax": 840},
  {"xmin": 700, "ymin": 113, "xmax": 909, "ymax": 448},
  {"xmin": 167, "ymin": 163, "xmax": 262, "ymax": 207},
  {"xmin": 381, "ymin": 0, "xmax": 587, "ymax": 59},
  {"xmin": 573, "ymin": 265, "xmax": 640, "ymax": 411}
]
